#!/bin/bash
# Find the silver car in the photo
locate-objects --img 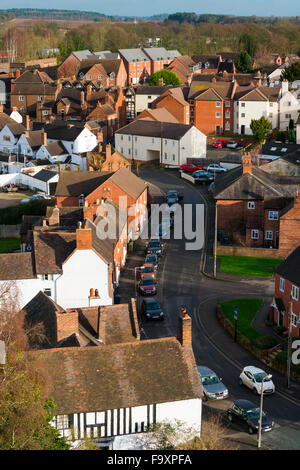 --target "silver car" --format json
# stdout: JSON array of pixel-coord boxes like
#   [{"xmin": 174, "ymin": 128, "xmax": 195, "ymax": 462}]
[{"xmin": 197, "ymin": 366, "xmax": 229, "ymax": 401}]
